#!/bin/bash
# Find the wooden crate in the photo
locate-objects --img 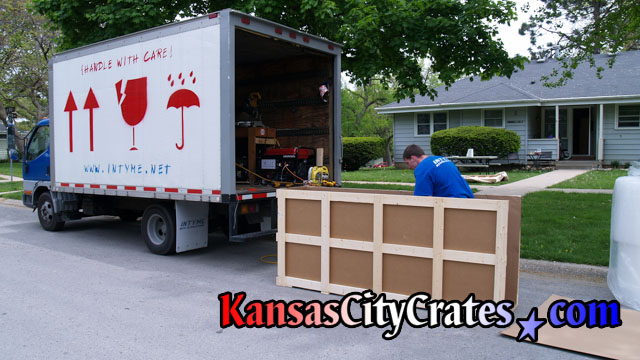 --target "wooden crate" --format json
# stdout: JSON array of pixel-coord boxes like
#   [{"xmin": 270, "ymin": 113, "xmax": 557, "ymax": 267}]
[{"xmin": 276, "ymin": 187, "xmax": 520, "ymax": 304}]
